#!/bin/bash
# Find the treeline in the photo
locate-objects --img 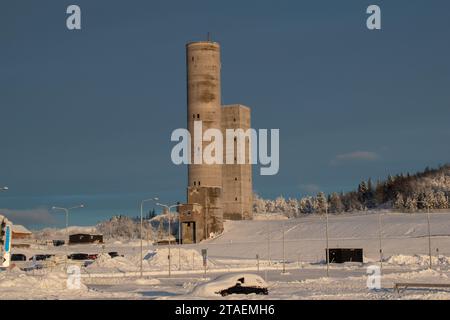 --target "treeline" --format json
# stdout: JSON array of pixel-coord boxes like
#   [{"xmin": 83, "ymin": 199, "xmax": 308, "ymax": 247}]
[{"xmin": 253, "ymin": 164, "xmax": 450, "ymax": 216}]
